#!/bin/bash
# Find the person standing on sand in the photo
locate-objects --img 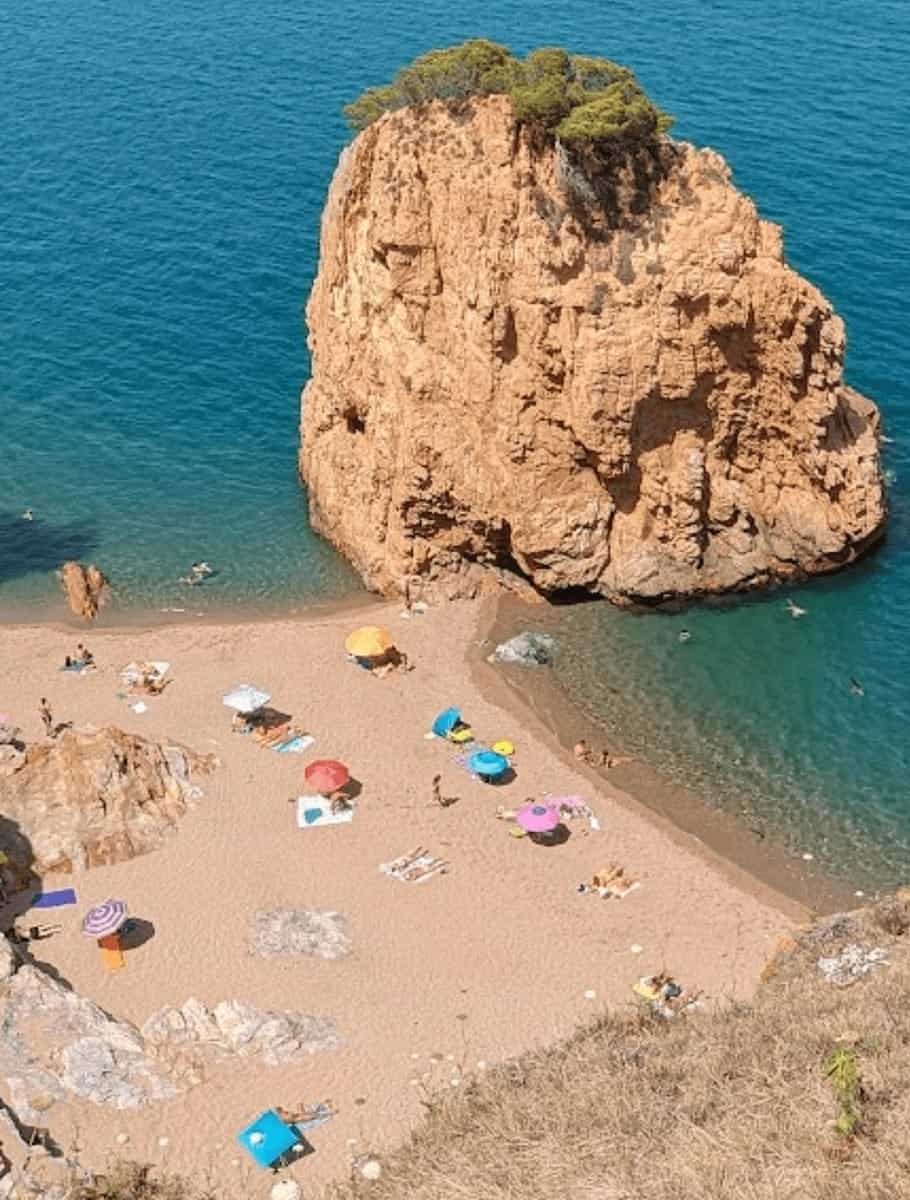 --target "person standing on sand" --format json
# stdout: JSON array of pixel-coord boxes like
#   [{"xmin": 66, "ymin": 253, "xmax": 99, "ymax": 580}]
[{"xmin": 38, "ymin": 698, "xmax": 53, "ymax": 737}]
